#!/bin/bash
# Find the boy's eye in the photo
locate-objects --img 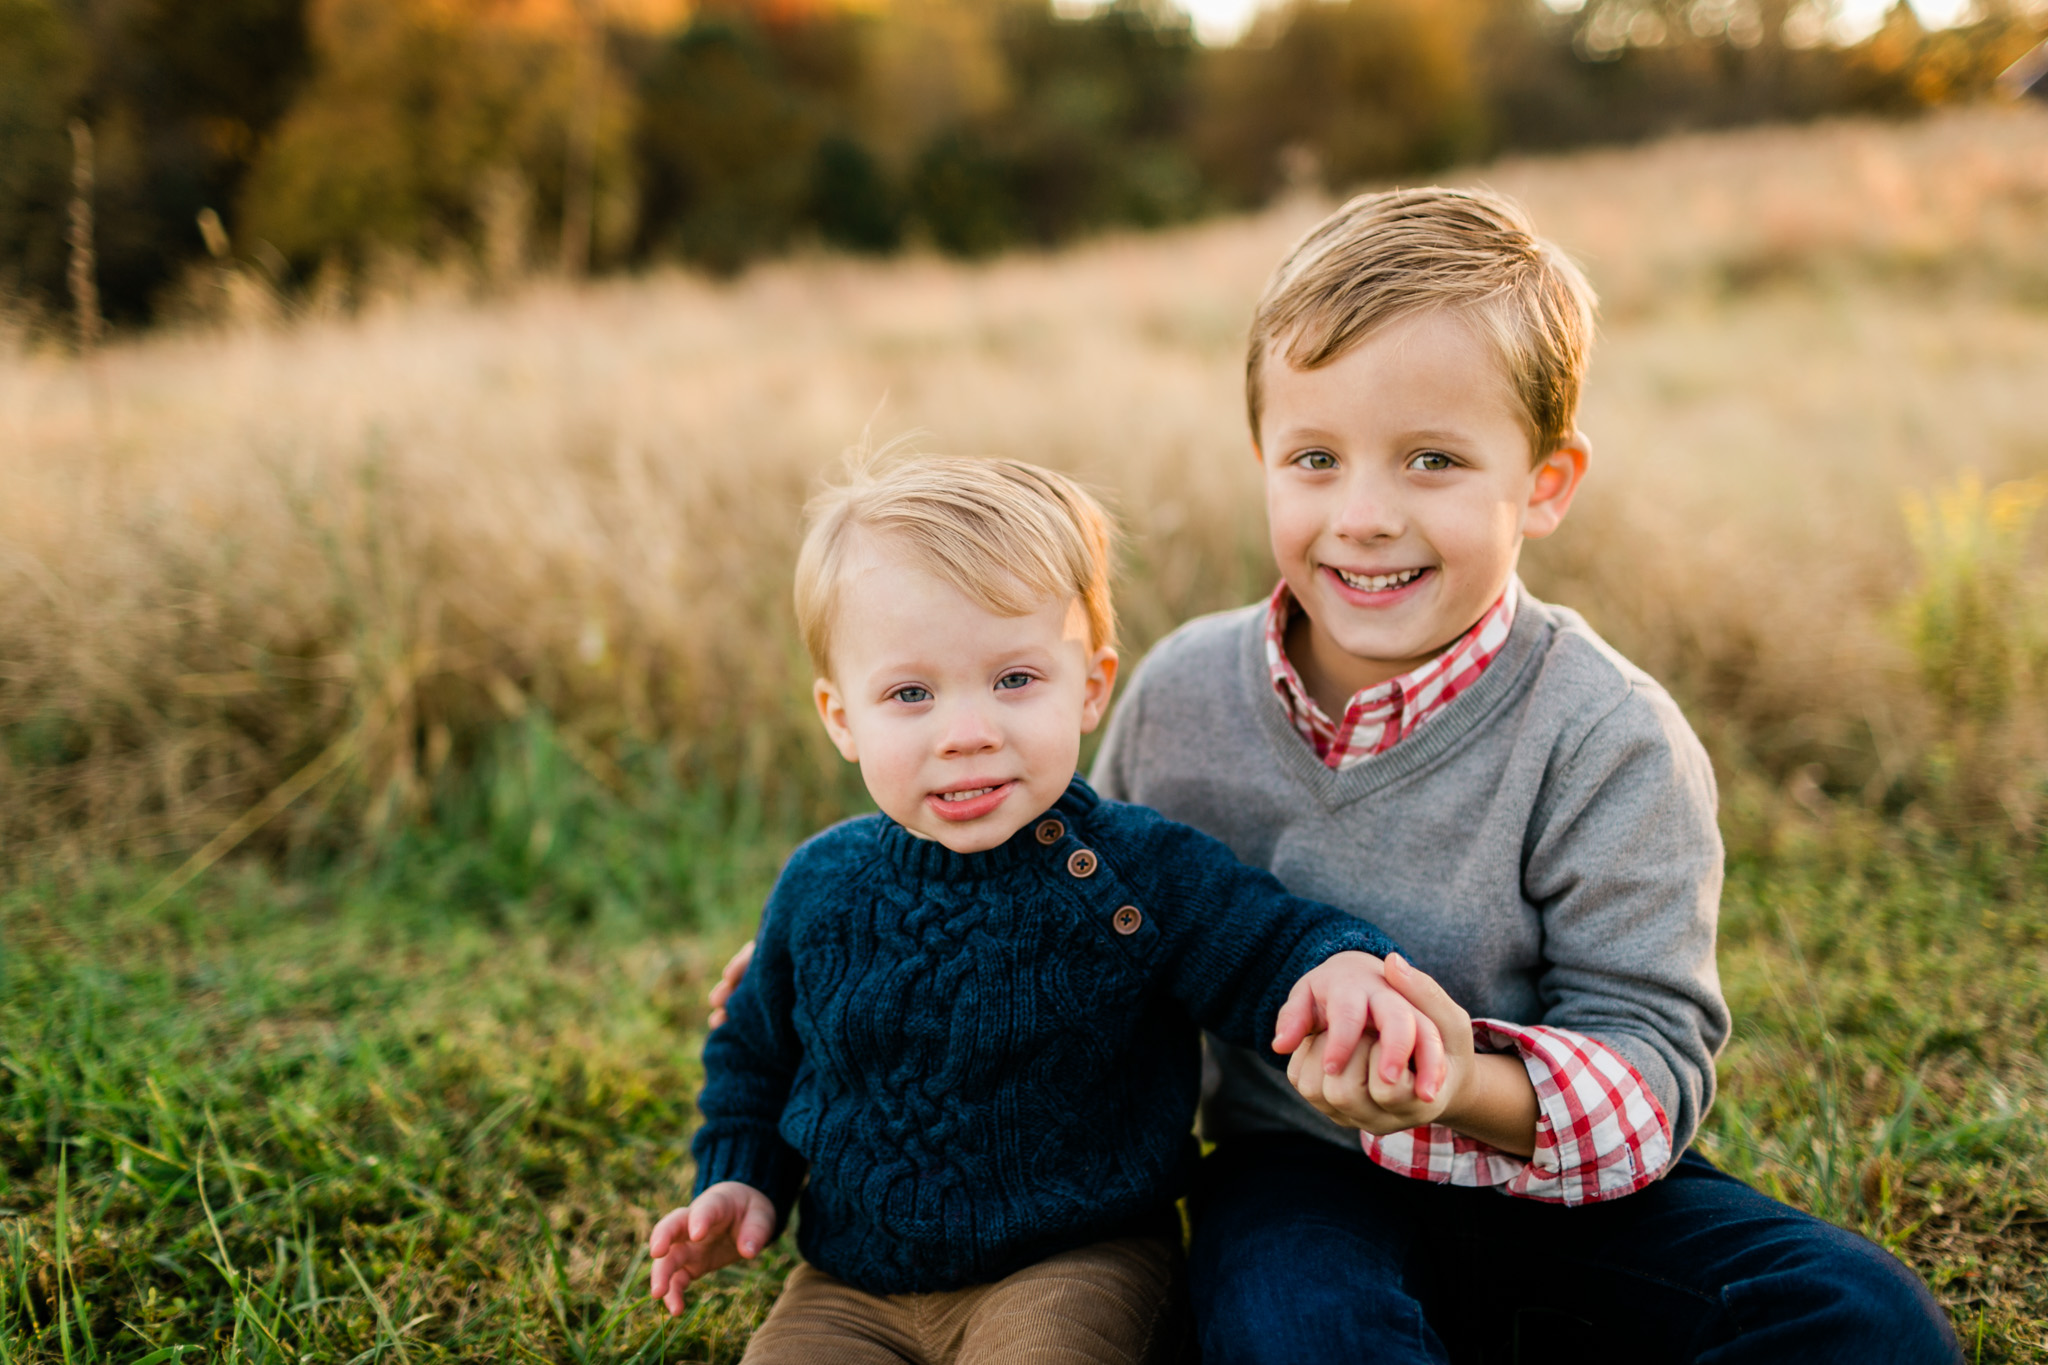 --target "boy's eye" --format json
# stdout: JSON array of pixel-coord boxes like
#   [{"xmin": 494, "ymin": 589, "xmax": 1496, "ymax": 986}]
[
  {"xmin": 1297, "ymin": 450, "xmax": 1339, "ymax": 472},
  {"xmin": 1409, "ymin": 451, "xmax": 1455, "ymax": 472},
  {"xmin": 994, "ymin": 672, "xmax": 1033, "ymax": 692},
  {"xmin": 892, "ymin": 685, "xmax": 932, "ymax": 704}
]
